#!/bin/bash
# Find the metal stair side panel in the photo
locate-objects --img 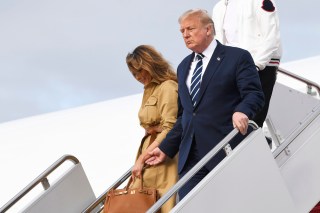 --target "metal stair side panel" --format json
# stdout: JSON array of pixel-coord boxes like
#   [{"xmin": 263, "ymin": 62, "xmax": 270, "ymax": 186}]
[
  {"xmin": 278, "ymin": 115, "xmax": 320, "ymax": 213},
  {"xmin": 171, "ymin": 129, "xmax": 297, "ymax": 213},
  {"xmin": 21, "ymin": 163, "xmax": 96, "ymax": 213}
]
